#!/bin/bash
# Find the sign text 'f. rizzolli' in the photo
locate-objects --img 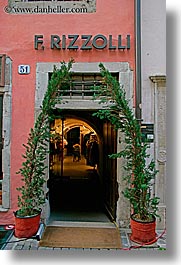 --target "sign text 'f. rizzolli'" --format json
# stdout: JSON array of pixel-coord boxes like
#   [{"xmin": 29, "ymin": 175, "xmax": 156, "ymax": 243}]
[{"xmin": 34, "ymin": 34, "xmax": 131, "ymax": 51}]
